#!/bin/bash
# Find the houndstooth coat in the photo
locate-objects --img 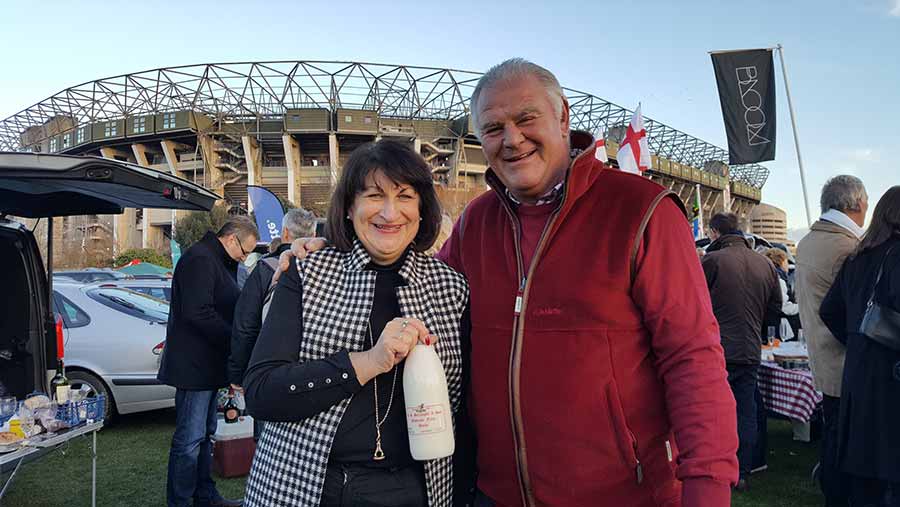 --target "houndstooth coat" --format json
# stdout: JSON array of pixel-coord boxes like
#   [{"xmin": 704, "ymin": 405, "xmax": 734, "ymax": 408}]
[{"xmin": 244, "ymin": 241, "xmax": 469, "ymax": 507}]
